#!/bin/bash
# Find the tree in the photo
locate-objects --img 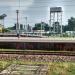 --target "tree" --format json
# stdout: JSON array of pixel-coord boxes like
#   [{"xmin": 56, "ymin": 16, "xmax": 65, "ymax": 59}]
[
  {"xmin": 2, "ymin": 28, "xmax": 10, "ymax": 32},
  {"xmin": 63, "ymin": 25, "xmax": 68, "ymax": 32},
  {"xmin": 33, "ymin": 23, "xmax": 42, "ymax": 30},
  {"xmin": 0, "ymin": 14, "xmax": 7, "ymax": 19},
  {"xmin": 0, "ymin": 14, "xmax": 7, "ymax": 26},
  {"xmin": 63, "ymin": 17, "xmax": 75, "ymax": 32},
  {"xmin": 44, "ymin": 24, "xmax": 50, "ymax": 31},
  {"xmin": 7, "ymin": 25, "xmax": 16, "ymax": 30},
  {"xmin": 68, "ymin": 17, "xmax": 75, "ymax": 31},
  {"xmin": 33, "ymin": 22, "xmax": 49, "ymax": 31}
]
